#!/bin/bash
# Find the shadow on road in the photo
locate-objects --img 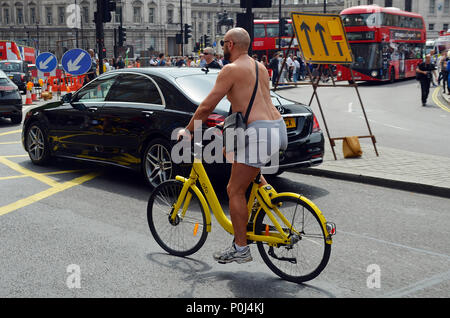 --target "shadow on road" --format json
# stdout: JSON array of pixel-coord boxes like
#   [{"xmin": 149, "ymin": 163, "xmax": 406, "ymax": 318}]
[{"xmin": 146, "ymin": 252, "xmax": 336, "ymax": 298}]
